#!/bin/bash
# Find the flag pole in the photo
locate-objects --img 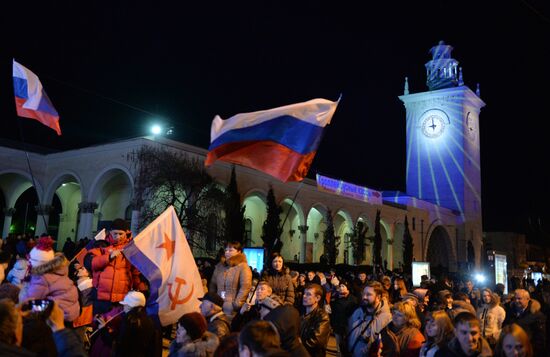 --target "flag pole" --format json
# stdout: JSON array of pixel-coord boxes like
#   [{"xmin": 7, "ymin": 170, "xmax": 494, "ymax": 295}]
[
  {"xmin": 270, "ymin": 181, "xmax": 304, "ymax": 255},
  {"xmin": 16, "ymin": 121, "xmax": 50, "ymax": 237}
]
